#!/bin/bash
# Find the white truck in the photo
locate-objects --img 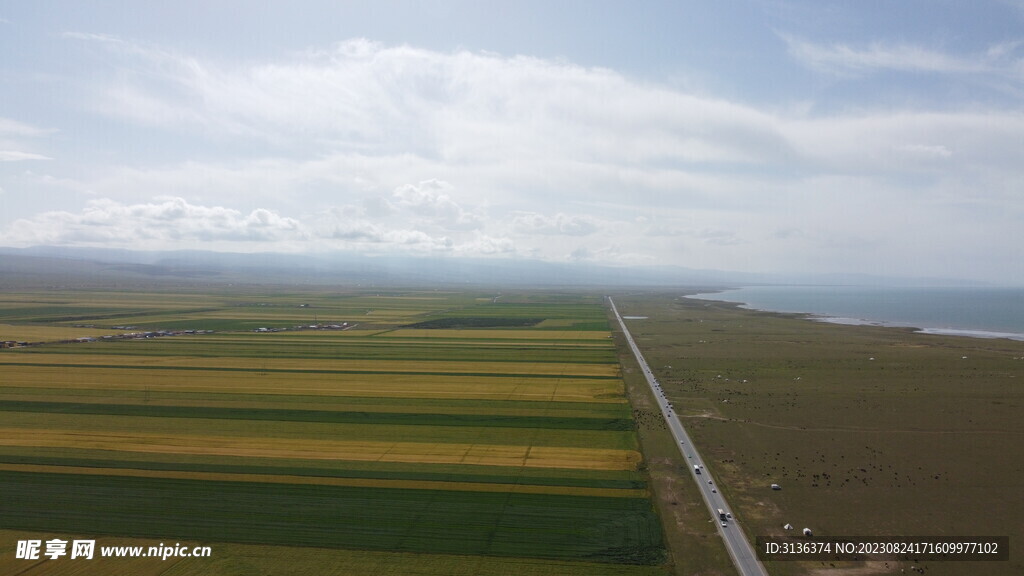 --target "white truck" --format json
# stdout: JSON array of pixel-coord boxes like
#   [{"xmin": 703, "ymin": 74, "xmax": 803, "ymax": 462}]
[{"xmin": 694, "ymin": 465, "xmax": 701, "ymax": 474}]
